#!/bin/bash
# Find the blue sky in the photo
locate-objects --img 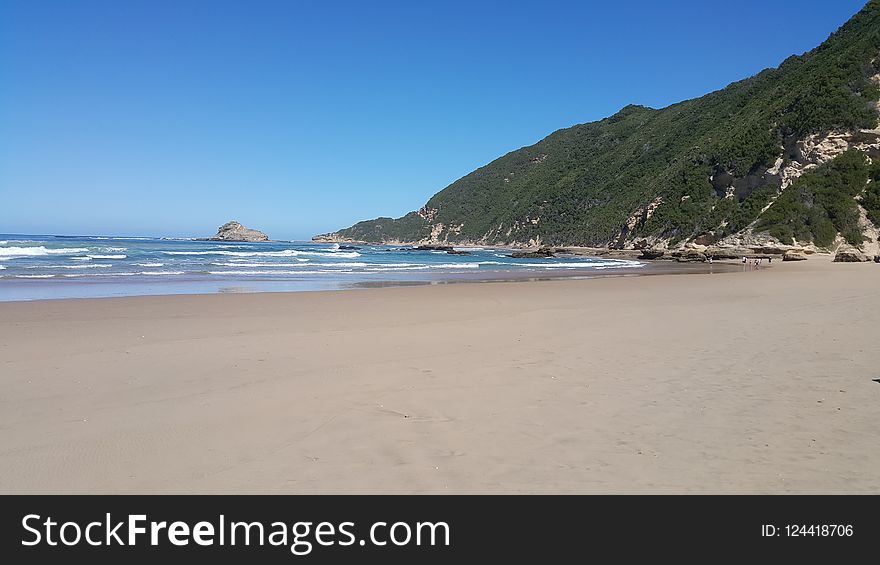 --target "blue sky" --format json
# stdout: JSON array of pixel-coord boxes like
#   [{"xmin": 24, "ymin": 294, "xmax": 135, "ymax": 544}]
[{"xmin": 0, "ymin": 0, "xmax": 869, "ymax": 240}]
